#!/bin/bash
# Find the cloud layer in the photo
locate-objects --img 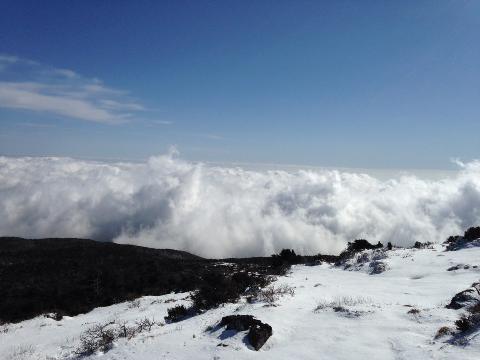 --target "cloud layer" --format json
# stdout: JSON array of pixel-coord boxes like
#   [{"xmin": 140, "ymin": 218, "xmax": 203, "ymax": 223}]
[
  {"xmin": 0, "ymin": 55, "xmax": 143, "ymax": 124},
  {"xmin": 1, "ymin": 153, "xmax": 480, "ymax": 257}
]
